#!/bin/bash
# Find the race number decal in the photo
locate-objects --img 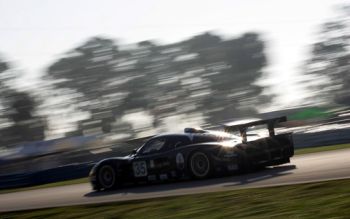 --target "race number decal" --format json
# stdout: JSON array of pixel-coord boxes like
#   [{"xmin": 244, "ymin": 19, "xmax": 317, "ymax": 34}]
[{"xmin": 133, "ymin": 161, "xmax": 148, "ymax": 177}]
